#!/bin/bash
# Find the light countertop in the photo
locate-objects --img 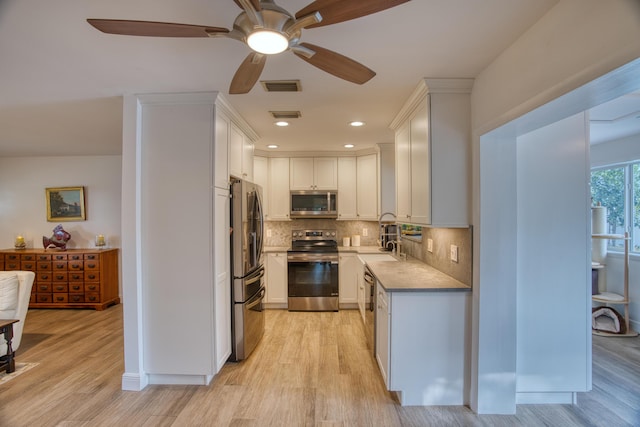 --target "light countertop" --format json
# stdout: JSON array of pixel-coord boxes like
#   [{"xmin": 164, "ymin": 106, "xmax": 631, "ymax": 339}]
[
  {"xmin": 263, "ymin": 246, "xmax": 290, "ymax": 253},
  {"xmin": 338, "ymin": 245, "xmax": 387, "ymax": 253},
  {"xmin": 264, "ymin": 245, "xmax": 385, "ymax": 253},
  {"xmin": 365, "ymin": 258, "xmax": 471, "ymax": 292}
]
